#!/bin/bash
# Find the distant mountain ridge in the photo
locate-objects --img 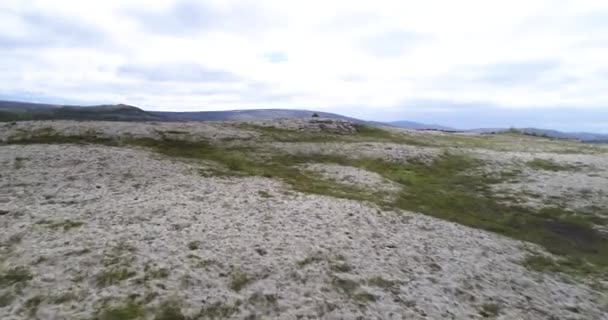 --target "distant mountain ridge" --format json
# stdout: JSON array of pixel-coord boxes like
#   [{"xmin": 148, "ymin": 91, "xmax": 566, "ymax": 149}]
[
  {"xmin": 469, "ymin": 127, "xmax": 608, "ymax": 142},
  {"xmin": 1, "ymin": 99, "xmax": 607, "ymax": 142}
]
